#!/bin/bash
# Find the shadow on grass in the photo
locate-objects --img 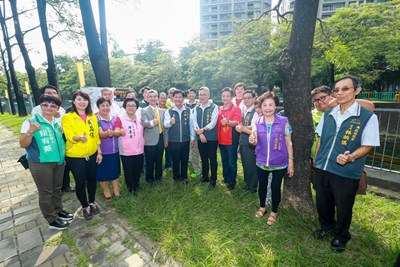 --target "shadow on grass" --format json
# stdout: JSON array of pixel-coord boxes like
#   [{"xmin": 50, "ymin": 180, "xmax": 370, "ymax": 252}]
[{"xmin": 109, "ymin": 175, "xmax": 399, "ymax": 267}]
